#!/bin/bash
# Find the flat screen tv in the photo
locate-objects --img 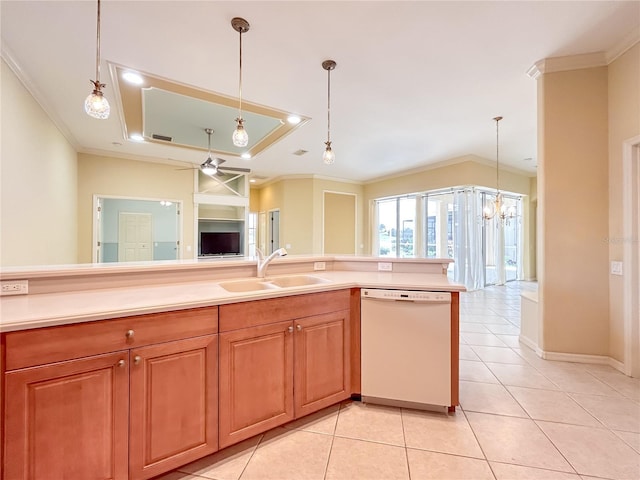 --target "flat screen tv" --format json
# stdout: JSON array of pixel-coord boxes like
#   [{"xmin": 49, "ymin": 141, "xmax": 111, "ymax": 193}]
[{"xmin": 200, "ymin": 232, "xmax": 241, "ymax": 256}]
